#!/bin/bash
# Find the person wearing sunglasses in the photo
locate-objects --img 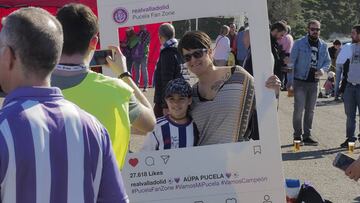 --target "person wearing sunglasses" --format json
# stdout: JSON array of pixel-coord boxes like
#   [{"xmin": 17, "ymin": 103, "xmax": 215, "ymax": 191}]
[
  {"xmin": 289, "ymin": 19, "xmax": 330, "ymax": 146},
  {"xmin": 177, "ymin": 31, "xmax": 281, "ymax": 145}
]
